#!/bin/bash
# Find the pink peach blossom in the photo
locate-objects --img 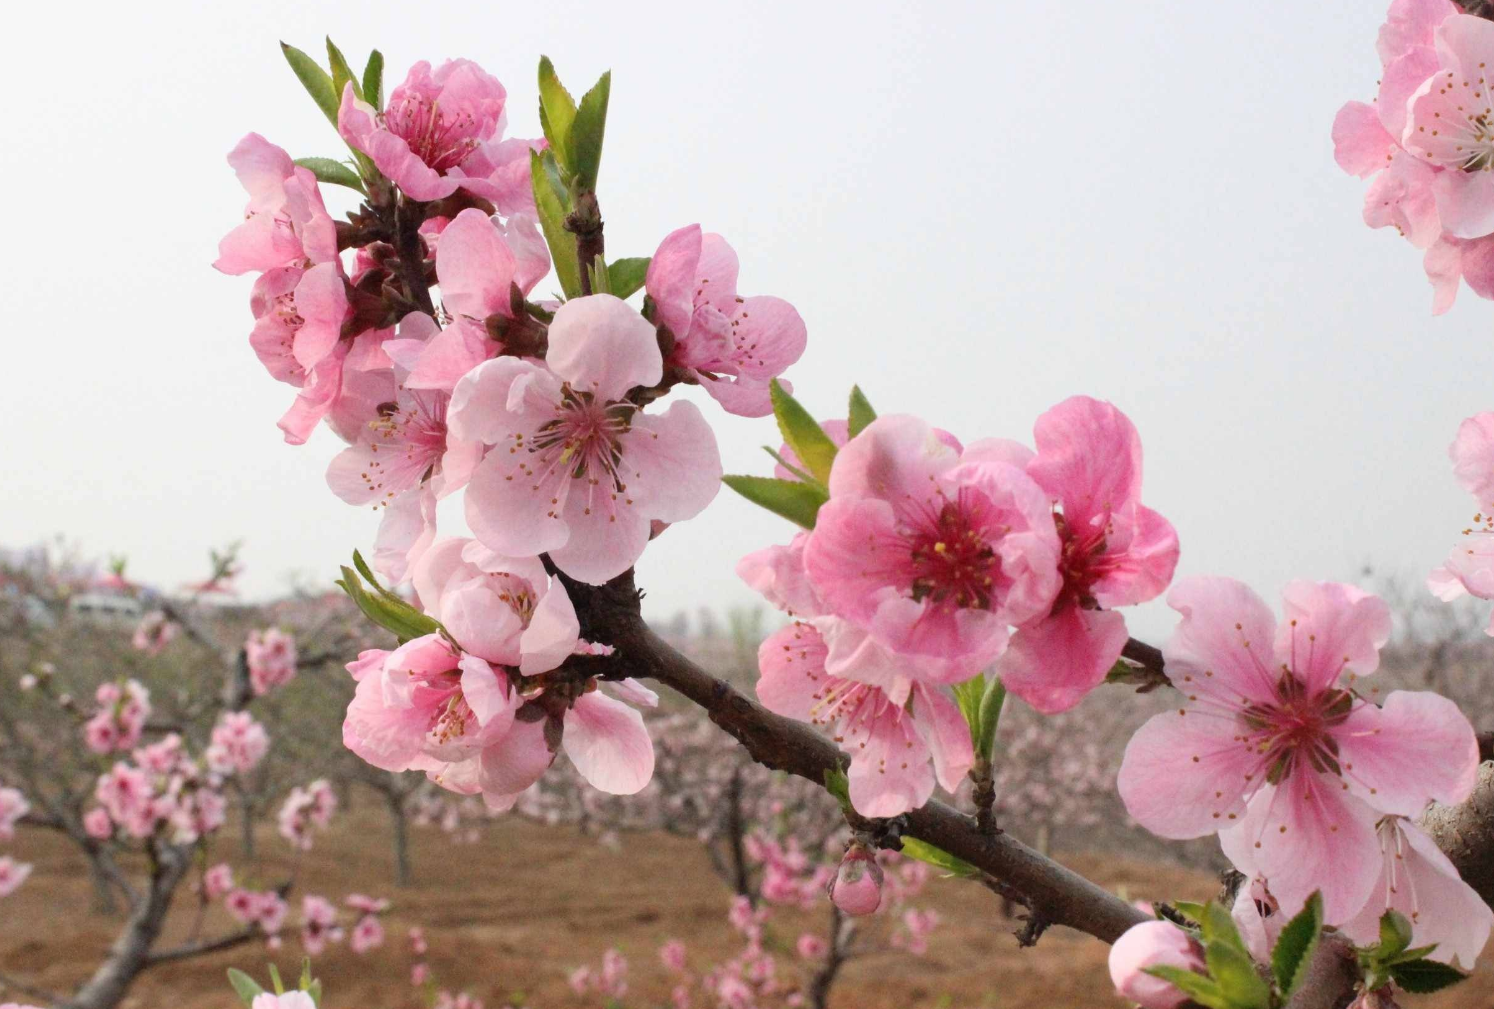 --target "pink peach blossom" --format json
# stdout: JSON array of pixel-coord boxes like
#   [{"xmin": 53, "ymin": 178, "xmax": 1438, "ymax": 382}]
[
  {"xmin": 300, "ymin": 894, "xmax": 343, "ymax": 955},
  {"xmin": 82, "ymin": 807, "xmax": 112, "ymax": 841},
  {"xmin": 1119, "ymin": 577, "xmax": 1478, "ymax": 920},
  {"xmin": 0, "ymin": 856, "xmax": 31, "ymax": 898},
  {"xmin": 337, "ymin": 61, "xmax": 510, "ymax": 203},
  {"xmin": 756, "ymin": 620, "xmax": 971, "ymax": 817},
  {"xmin": 0, "ymin": 787, "xmax": 27, "ymax": 840},
  {"xmin": 1429, "ymin": 412, "xmax": 1494, "ymax": 631},
  {"xmin": 205, "ymin": 711, "xmax": 270, "ymax": 776},
  {"xmin": 246, "ymin": 628, "xmax": 298, "ymax": 695},
  {"xmin": 214, "ymin": 133, "xmax": 336, "ymax": 274},
  {"xmin": 645, "ymin": 225, "xmax": 807, "ymax": 417},
  {"xmin": 1108, "ymin": 920, "xmax": 1205, "ymax": 1009},
  {"xmin": 203, "ymin": 863, "xmax": 235, "ymax": 901},
  {"xmin": 1404, "ymin": 16, "xmax": 1494, "ymax": 239},
  {"xmin": 1339, "ymin": 816, "xmax": 1493, "ymax": 968},
  {"xmin": 803, "ymin": 415, "xmax": 1062, "ymax": 680},
  {"xmin": 995, "ymin": 396, "xmax": 1179, "ymax": 714},
  {"xmin": 450, "ymin": 293, "xmax": 722, "ymax": 584},
  {"xmin": 131, "ymin": 610, "xmax": 177, "ymax": 655}
]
